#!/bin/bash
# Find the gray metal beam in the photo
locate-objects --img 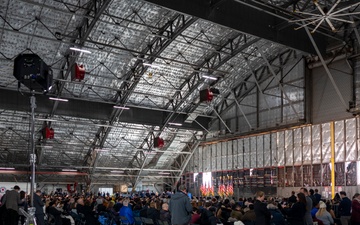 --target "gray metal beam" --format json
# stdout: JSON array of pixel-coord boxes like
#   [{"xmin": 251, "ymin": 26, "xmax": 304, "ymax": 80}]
[
  {"xmin": 87, "ymin": 14, "xmax": 198, "ymax": 178},
  {"xmin": 210, "ymin": 49, "xmax": 302, "ymax": 129},
  {"xmin": 143, "ymin": 0, "xmax": 326, "ymax": 54},
  {"xmin": 176, "ymin": 35, "xmax": 260, "ymax": 115},
  {"xmin": 0, "ymin": 88, "xmax": 210, "ymax": 130}
]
